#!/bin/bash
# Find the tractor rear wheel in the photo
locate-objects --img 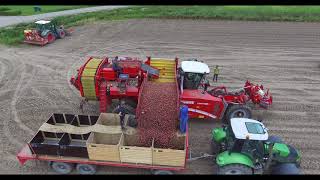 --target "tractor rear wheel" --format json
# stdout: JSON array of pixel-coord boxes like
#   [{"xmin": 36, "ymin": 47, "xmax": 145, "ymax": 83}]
[
  {"xmin": 267, "ymin": 136, "xmax": 283, "ymax": 143},
  {"xmin": 271, "ymin": 163, "xmax": 301, "ymax": 175},
  {"xmin": 57, "ymin": 29, "xmax": 66, "ymax": 39},
  {"xmin": 224, "ymin": 104, "xmax": 252, "ymax": 123},
  {"xmin": 218, "ymin": 164, "xmax": 253, "ymax": 175}
]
